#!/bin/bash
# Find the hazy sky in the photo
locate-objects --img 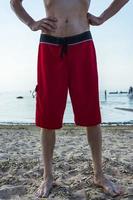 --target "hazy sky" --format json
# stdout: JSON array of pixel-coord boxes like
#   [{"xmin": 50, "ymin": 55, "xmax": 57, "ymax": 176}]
[{"xmin": 0, "ymin": 0, "xmax": 133, "ymax": 92}]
